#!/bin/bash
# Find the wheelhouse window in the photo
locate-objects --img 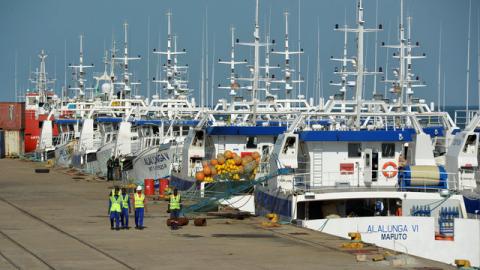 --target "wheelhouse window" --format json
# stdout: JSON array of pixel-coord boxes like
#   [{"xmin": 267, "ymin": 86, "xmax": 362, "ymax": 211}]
[
  {"xmin": 283, "ymin": 137, "xmax": 296, "ymax": 154},
  {"xmin": 381, "ymin": 143, "xmax": 395, "ymax": 158},
  {"xmin": 348, "ymin": 143, "xmax": 361, "ymax": 158},
  {"xmin": 463, "ymin": 135, "xmax": 477, "ymax": 153},
  {"xmin": 246, "ymin": 136, "xmax": 257, "ymax": 149}
]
